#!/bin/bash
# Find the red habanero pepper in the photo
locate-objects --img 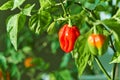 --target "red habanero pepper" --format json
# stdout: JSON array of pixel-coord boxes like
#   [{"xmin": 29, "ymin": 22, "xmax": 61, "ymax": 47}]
[{"xmin": 58, "ymin": 24, "xmax": 80, "ymax": 53}]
